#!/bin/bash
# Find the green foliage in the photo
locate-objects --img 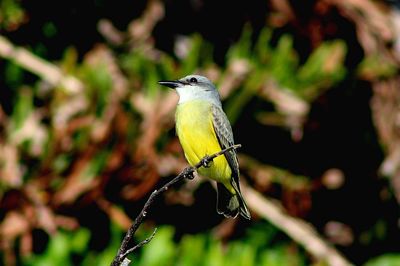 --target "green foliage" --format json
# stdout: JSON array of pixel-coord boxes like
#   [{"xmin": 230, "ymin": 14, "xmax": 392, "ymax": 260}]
[
  {"xmin": 23, "ymin": 224, "xmax": 122, "ymax": 266},
  {"xmin": 364, "ymin": 254, "xmax": 400, "ymax": 266},
  {"xmin": 10, "ymin": 88, "xmax": 33, "ymax": 131},
  {"xmin": 132, "ymin": 223, "xmax": 306, "ymax": 266},
  {"xmin": 269, "ymin": 35, "xmax": 299, "ymax": 86},
  {"xmin": 42, "ymin": 22, "xmax": 58, "ymax": 38},
  {"xmin": 80, "ymin": 62, "xmax": 113, "ymax": 117},
  {"xmin": 357, "ymin": 54, "xmax": 398, "ymax": 79},
  {"xmin": 225, "ymin": 68, "xmax": 265, "ymax": 123},
  {"xmin": 23, "ymin": 228, "xmax": 91, "ymax": 266},
  {"xmin": 7, "ymin": 87, "xmax": 49, "ymax": 159},
  {"xmin": 179, "ymin": 34, "xmax": 214, "ymax": 76},
  {"xmin": 21, "ymin": 222, "xmax": 306, "ymax": 266},
  {"xmin": 359, "ymin": 219, "xmax": 389, "ymax": 246},
  {"xmin": 226, "ymin": 24, "xmax": 254, "ymax": 60},
  {"xmin": 138, "ymin": 227, "xmax": 176, "ymax": 266},
  {"xmin": 121, "ymin": 34, "xmax": 214, "ymax": 99},
  {"xmin": 80, "ymin": 149, "xmax": 110, "ymax": 181},
  {"xmin": 0, "ymin": 0, "xmax": 25, "ymax": 31},
  {"xmin": 224, "ymin": 27, "xmax": 347, "ymax": 122},
  {"xmin": 121, "ymin": 48, "xmax": 179, "ymax": 98},
  {"xmin": 5, "ymin": 61, "xmax": 24, "ymax": 89}
]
